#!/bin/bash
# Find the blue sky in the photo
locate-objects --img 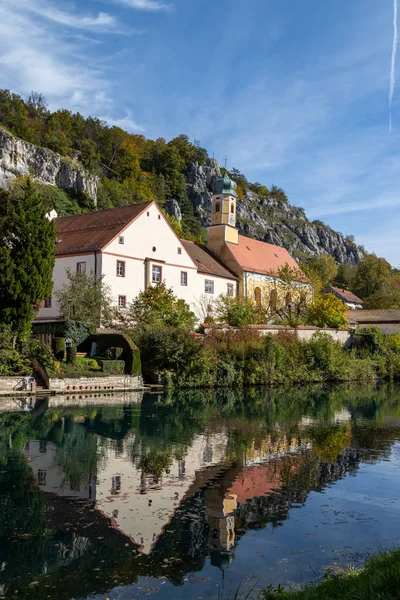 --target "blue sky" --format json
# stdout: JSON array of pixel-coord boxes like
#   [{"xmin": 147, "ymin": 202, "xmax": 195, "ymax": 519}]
[{"xmin": 1, "ymin": 0, "xmax": 399, "ymax": 264}]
